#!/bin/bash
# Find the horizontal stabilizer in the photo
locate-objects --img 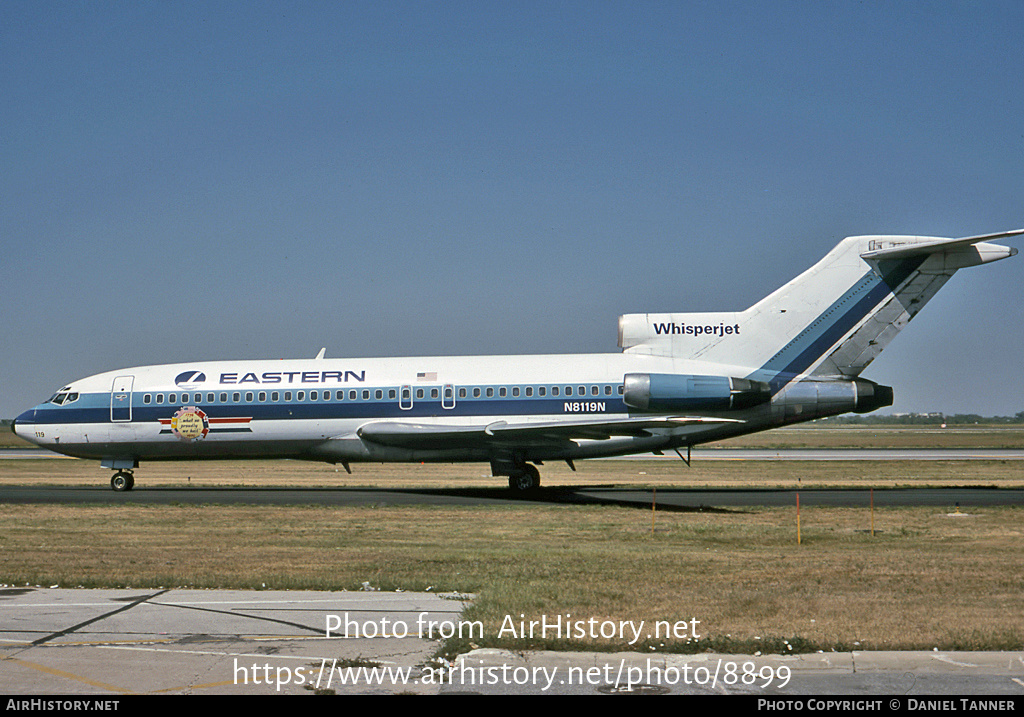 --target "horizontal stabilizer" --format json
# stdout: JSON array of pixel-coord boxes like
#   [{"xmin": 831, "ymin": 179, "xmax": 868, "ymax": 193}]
[{"xmin": 860, "ymin": 229, "xmax": 1023, "ymax": 260}]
